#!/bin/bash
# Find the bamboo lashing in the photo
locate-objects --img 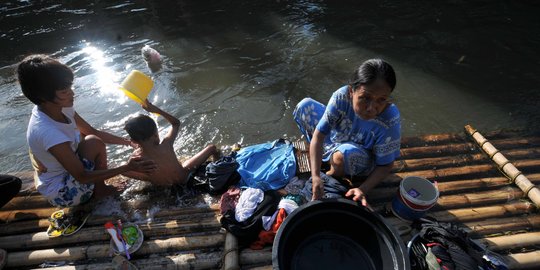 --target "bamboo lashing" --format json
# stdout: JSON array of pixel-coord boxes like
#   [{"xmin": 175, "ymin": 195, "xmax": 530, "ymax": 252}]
[{"xmin": 465, "ymin": 124, "xmax": 540, "ymax": 207}]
